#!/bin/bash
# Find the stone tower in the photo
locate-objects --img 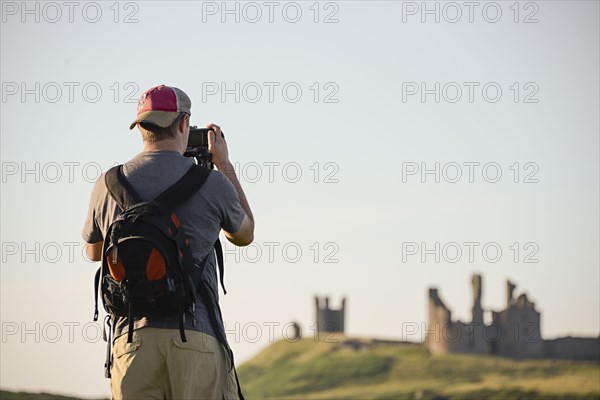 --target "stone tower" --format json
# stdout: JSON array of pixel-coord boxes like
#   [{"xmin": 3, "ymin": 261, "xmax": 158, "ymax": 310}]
[
  {"xmin": 506, "ymin": 280, "xmax": 516, "ymax": 307},
  {"xmin": 315, "ymin": 296, "xmax": 345, "ymax": 333},
  {"xmin": 469, "ymin": 274, "xmax": 488, "ymax": 354},
  {"xmin": 471, "ymin": 274, "xmax": 484, "ymax": 325},
  {"xmin": 426, "ymin": 288, "xmax": 452, "ymax": 354}
]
